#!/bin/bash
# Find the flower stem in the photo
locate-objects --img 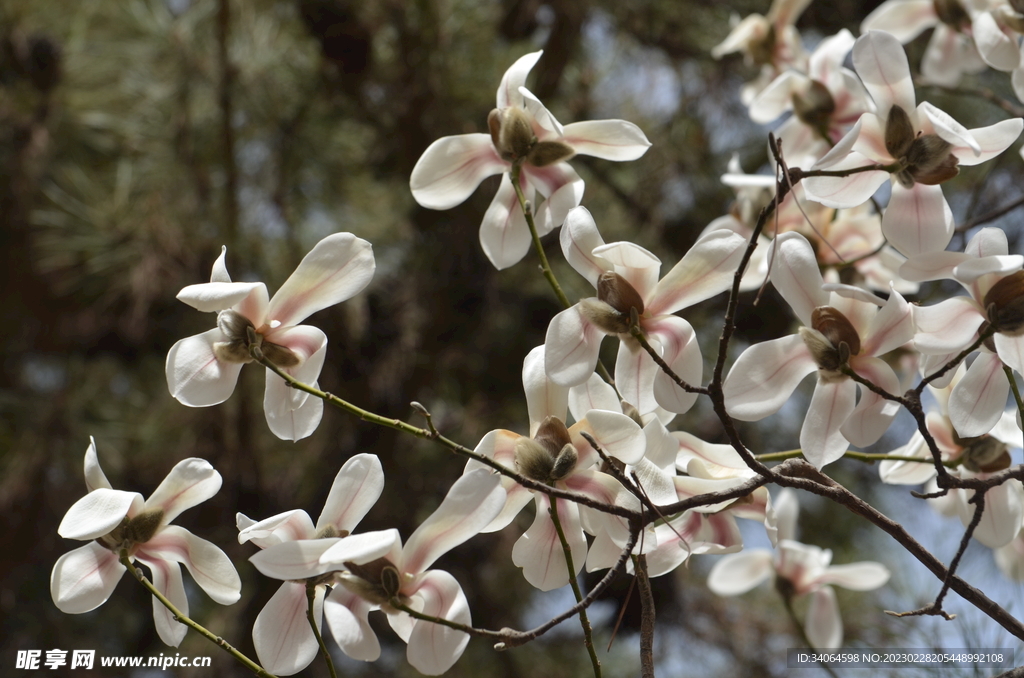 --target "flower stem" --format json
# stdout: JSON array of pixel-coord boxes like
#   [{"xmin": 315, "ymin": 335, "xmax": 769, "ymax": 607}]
[
  {"xmin": 548, "ymin": 494, "xmax": 601, "ymax": 678},
  {"xmin": 306, "ymin": 583, "xmax": 337, "ymax": 678},
  {"xmin": 118, "ymin": 550, "xmax": 276, "ymax": 678},
  {"xmin": 1003, "ymin": 365, "xmax": 1024, "ymax": 451},
  {"xmin": 755, "ymin": 449, "xmax": 948, "ymax": 465}
]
